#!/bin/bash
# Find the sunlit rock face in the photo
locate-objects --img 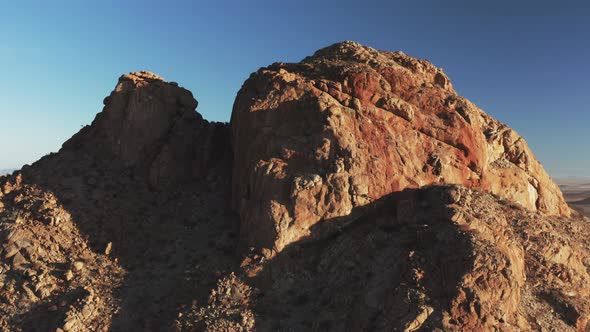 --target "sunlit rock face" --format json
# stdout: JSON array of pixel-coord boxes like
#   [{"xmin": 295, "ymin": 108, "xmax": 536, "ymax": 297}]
[{"xmin": 231, "ymin": 41, "xmax": 570, "ymax": 252}]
